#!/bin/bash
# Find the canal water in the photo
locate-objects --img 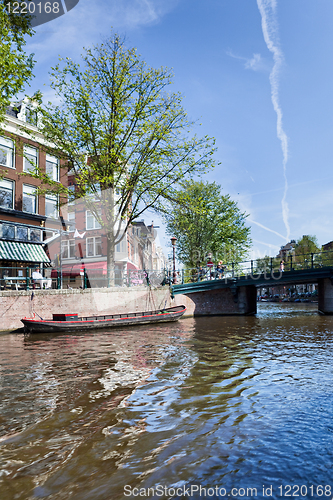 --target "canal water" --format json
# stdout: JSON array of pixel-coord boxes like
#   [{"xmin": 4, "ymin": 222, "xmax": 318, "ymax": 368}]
[{"xmin": 0, "ymin": 303, "xmax": 332, "ymax": 500}]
